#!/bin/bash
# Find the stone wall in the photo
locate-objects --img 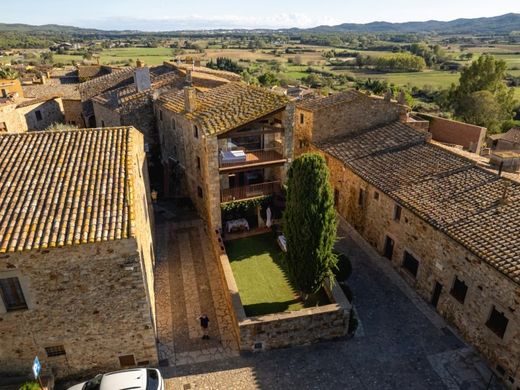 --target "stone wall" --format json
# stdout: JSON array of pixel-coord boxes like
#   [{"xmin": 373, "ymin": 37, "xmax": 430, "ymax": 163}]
[
  {"xmin": 92, "ymin": 101, "xmax": 122, "ymax": 128},
  {"xmin": 417, "ymin": 113, "xmax": 486, "ymax": 153},
  {"xmin": 17, "ymin": 98, "xmax": 65, "ymax": 131},
  {"xmin": 0, "ymin": 79, "xmax": 24, "ymax": 98},
  {"xmin": 312, "ymin": 144, "xmax": 520, "ymax": 387},
  {"xmin": 0, "ymin": 239, "xmax": 158, "ymax": 379},
  {"xmin": 62, "ymin": 99, "xmax": 85, "ymax": 128},
  {"xmin": 0, "ymin": 102, "xmax": 27, "ymax": 132},
  {"xmin": 129, "ymin": 129, "xmax": 157, "ymax": 330},
  {"xmin": 210, "ymin": 229, "xmax": 350, "ymax": 352},
  {"xmin": 297, "ymin": 94, "xmax": 401, "ymax": 144}
]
